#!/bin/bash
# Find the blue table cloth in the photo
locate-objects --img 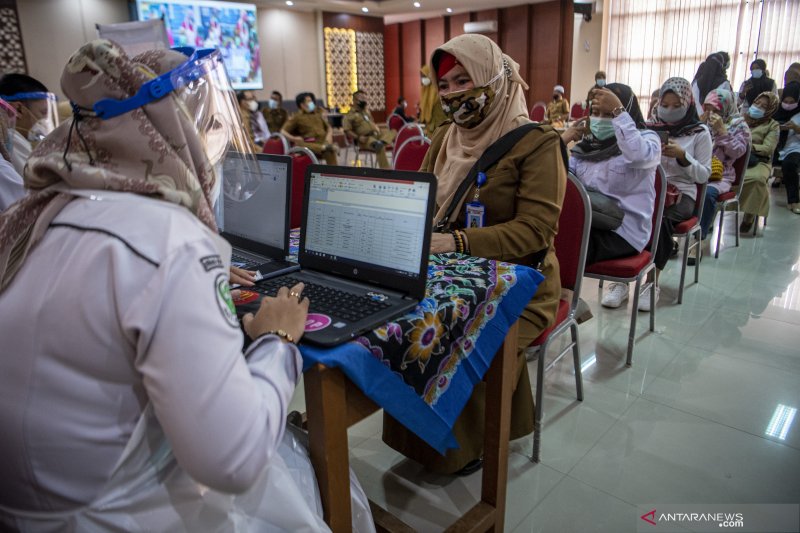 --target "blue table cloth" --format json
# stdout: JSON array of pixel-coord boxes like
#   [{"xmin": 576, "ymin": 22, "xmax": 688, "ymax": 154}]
[{"xmin": 297, "ymin": 244, "xmax": 544, "ymax": 454}]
